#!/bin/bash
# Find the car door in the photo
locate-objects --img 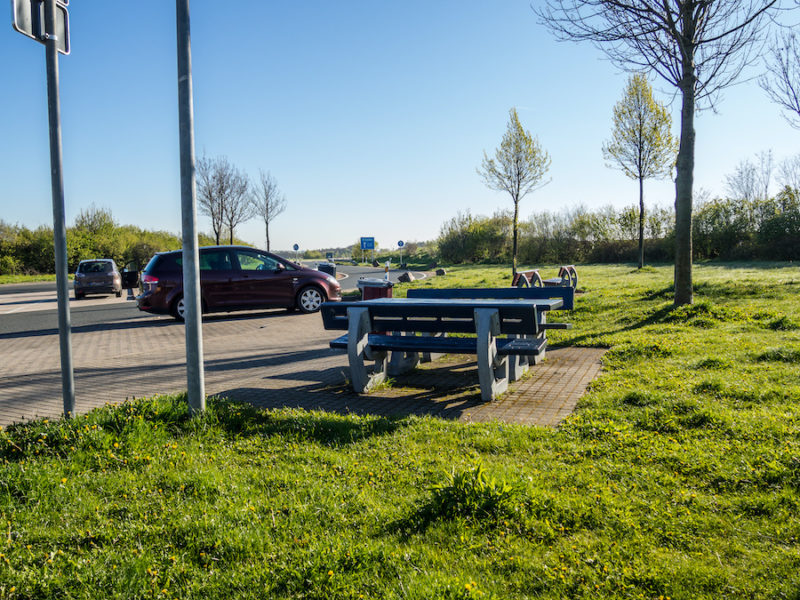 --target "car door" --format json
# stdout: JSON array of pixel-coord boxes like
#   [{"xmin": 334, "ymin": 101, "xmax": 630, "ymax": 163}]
[
  {"xmin": 232, "ymin": 248, "xmax": 295, "ymax": 307},
  {"xmin": 198, "ymin": 248, "xmax": 236, "ymax": 309}
]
